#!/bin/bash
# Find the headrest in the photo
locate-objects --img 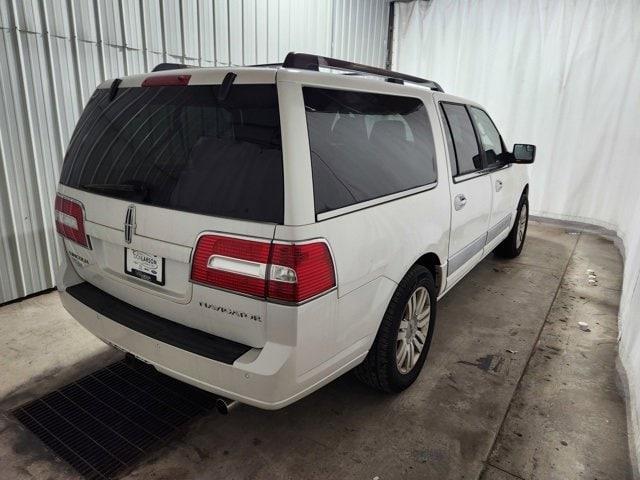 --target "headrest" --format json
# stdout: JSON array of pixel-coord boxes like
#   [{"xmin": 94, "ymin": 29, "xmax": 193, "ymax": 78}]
[
  {"xmin": 370, "ymin": 120, "xmax": 407, "ymax": 141},
  {"xmin": 331, "ymin": 115, "xmax": 367, "ymax": 143}
]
